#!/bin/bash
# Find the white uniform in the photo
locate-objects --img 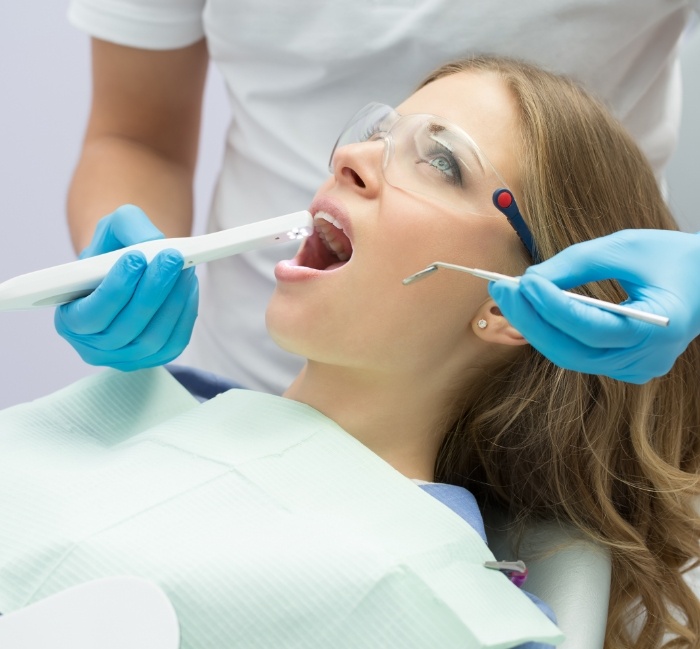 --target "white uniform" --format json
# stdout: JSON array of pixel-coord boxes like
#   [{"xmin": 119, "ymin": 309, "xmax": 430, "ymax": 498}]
[{"xmin": 68, "ymin": 0, "xmax": 699, "ymax": 393}]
